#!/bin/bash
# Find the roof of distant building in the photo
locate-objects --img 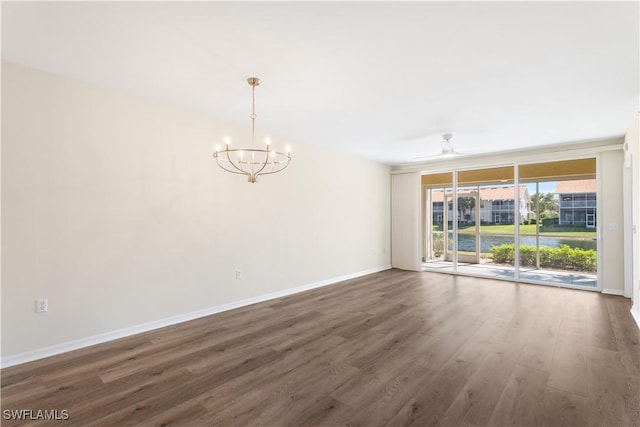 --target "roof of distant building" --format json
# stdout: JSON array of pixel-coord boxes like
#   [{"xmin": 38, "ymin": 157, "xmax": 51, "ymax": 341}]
[
  {"xmin": 431, "ymin": 186, "xmax": 528, "ymax": 202},
  {"xmin": 555, "ymin": 179, "xmax": 596, "ymax": 194}
]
